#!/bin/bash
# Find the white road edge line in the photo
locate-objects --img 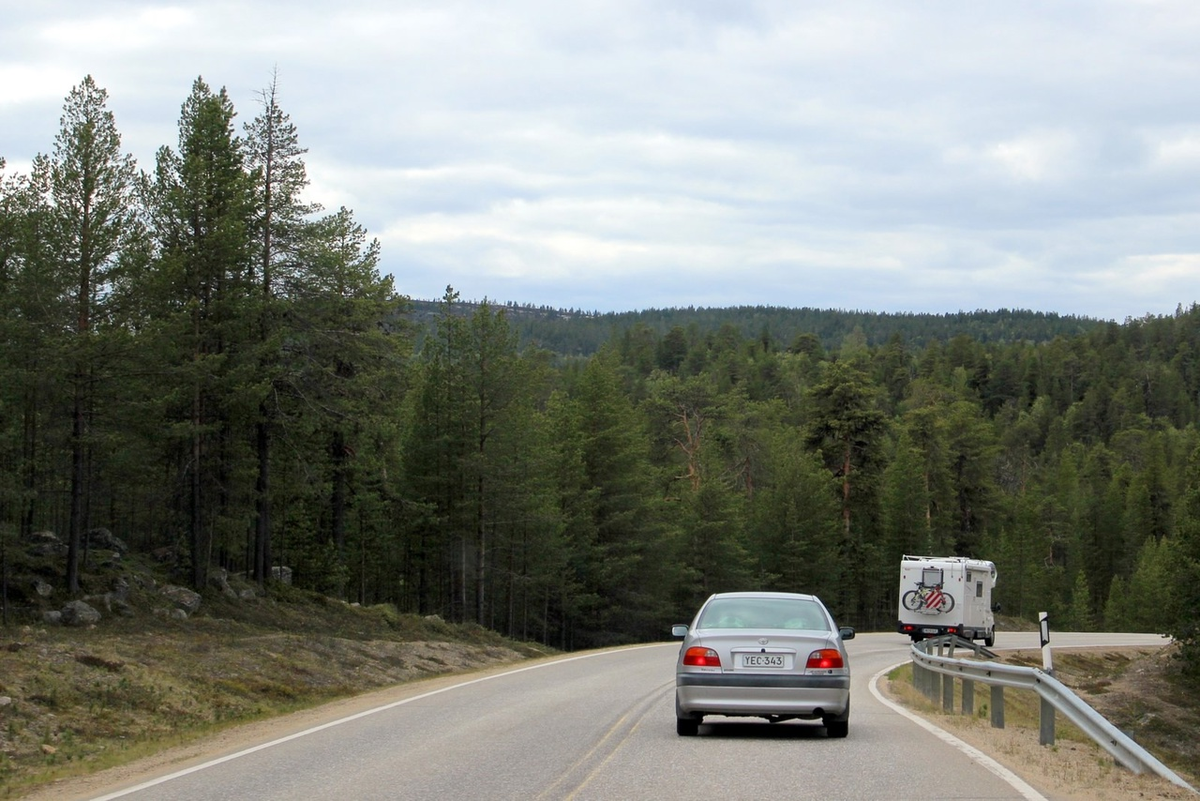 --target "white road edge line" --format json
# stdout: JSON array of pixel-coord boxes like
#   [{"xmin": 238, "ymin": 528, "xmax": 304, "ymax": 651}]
[
  {"xmin": 870, "ymin": 661, "xmax": 1048, "ymax": 801},
  {"xmin": 89, "ymin": 644, "xmax": 670, "ymax": 801}
]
